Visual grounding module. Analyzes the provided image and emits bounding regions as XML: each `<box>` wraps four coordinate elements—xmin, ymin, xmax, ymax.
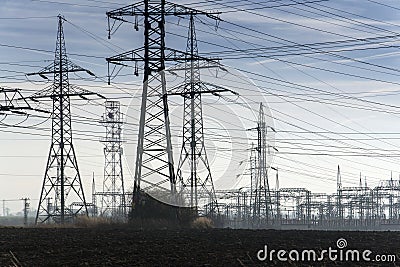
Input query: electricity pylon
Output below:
<box><xmin>106</xmin><ymin>1</ymin><xmax>220</xmax><ymax>205</ymax></box>
<box><xmin>29</xmin><ymin>15</ymin><xmax>102</xmax><ymax>224</ymax></box>
<box><xmin>251</xmin><ymin>103</ymin><xmax>272</xmax><ymax>224</ymax></box>
<box><xmin>174</xmin><ymin>15</ymin><xmax>219</xmax><ymax>213</ymax></box>
<box><xmin>99</xmin><ymin>101</ymin><xmax>126</xmax><ymax>218</ymax></box>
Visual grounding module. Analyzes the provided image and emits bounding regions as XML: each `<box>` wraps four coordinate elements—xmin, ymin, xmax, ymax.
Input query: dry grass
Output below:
<box><xmin>191</xmin><ymin>217</ymin><xmax>214</xmax><ymax>229</ymax></box>
<box><xmin>32</xmin><ymin>215</ymin><xmax>215</xmax><ymax>229</ymax></box>
<box><xmin>33</xmin><ymin>216</ymin><xmax>126</xmax><ymax>228</ymax></box>
<box><xmin>74</xmin><ymin>216</ymin><xmax>115</xmax><ymax>228</ymax></box>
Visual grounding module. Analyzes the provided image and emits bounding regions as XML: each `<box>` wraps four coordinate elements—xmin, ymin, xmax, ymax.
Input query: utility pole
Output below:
<box><xmin>249</xmin><ymin>142</ymin><xmax>260</xmax><ymax>225</ymax></box>
<box><xmin>29</xmin><ymin>15</ymin><xmax>103</xmax><ymax>224</ymax></box>
<box><xmin>21</xmin><ymin>198</ymin><xmax>30</xmax><ymax>226</ymax></box>
<box><xmin>336</xmin><ymin>165</ymin><xmax>343</xmax><ymax>225</ymax></box>
<box><xmin>106</xmin><ymin>1</ymin><xmax>220</xmax><ymax>207</ymax></box>
<box><xmin>272</xmin><ymin>166</ymin><xmax>279</xmax><ymax>224</ymax></box>
<box><xmin>92</xmin><ymin>172</ymin><xmax>97</xmax><ymax>217</ymax></box>
<box><xmin>99</xmin><ymin>101</ymin><xmax>125</xmax><ymax>219</ymax></box>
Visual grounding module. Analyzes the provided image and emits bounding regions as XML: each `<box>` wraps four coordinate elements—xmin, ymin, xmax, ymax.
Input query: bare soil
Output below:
<box><xmin>0</xmin><ymin>227</ymin><xmax>399</xmax><ymax>266</ymax></box>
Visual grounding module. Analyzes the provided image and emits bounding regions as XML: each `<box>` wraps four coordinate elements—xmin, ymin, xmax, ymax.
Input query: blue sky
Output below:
<box><xmin>0</xmin><ymin>0</ymin><xmax>400</xmax><ymax>213</ymax></box>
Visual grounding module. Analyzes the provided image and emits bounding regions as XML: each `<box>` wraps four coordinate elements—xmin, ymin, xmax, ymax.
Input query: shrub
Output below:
<box><xmin>191</xmin><ymin>217</ymin><xmax>213</xmax><ymax>229</ymax></box>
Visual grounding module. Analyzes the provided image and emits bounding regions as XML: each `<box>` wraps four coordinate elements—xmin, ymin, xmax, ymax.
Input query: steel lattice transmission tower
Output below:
<box><xmin>106</xmin><ymin>1</ymin><xmax>220</xmax><ymax>205</ymax></box>
<box><xmin>336</xmin><ymin>165</ymin><xmax>344</xmax><ymax>224</ymax></box>
<box><xmin>175</xmin><ymin>15</ymin><xmax>218</xmax><ymax>211</ymax></box>
<box><xmin>99</xmin><ymin>101</ymin><xmax>126</xmax><ymax>218</ymax></box>
<box><xmin>30</xmin><ymin>16</ymin><xmax>101</xmax><ymax>224</ymax></box>
<box><xmin>252</xmin><ymin>103</ymin><xmax>272</xmax><ymax>224</ymax></box>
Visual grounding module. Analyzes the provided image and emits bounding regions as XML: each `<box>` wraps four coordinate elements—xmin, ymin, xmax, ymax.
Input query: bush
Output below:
<box><xmin>191</xmin><ymin>217</ymin><xmax>213</xmax><ymax>229</ymax></box>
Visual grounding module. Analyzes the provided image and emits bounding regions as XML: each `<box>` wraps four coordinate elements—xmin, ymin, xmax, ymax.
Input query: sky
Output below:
<box><xmin>0</xmin><ymin>0</ymin><xmax>400</xmax><ymax>213</ymax></box>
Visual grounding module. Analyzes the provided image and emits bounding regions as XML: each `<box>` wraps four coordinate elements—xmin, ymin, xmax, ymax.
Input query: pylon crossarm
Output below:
<box><xmin>164</xmin><ymin>1</ymin><xmax>221</xmax><ymax>20</ymax></box>
<box><xmin>106</xmin><ymin>3</ymin><xmax>143</xmax><ymax>17</ymax></box>
<box><xmin>27</xmin><ymin>60</ymin><xmax>91</xmax><ymax>77</ymax></box>
<box><xmin>106</xmin><ymin>1</ymin><xmax>221</xmax><ymax>20</ymax></box>
<box><xmin>0</xmin><ymin>88</ymin><xmax>49</xmax><ymax>114</ymax></box>
<box><xmin>107</xmin><ymin>47</ymin><xmax>218</xmax><ymax>64</ymax></box>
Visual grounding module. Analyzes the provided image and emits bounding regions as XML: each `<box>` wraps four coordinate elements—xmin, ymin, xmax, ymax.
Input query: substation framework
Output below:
<box><xmin>210</xmin><ymin>142</ymin><xmax>400</xmax><ymax>230</ymax></box>
<box><xmin>212</xmin><ymin>178</ymin><xmax>400</xmax><ymax>230</ymax></box>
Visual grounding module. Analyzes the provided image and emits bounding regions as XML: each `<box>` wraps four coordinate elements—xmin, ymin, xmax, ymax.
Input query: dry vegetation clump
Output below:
<box><xmin>33</xmin><ymin>216</ymin><xmax>126</xmax><ymax>228</ymax></box>
<box><xmin>191</xmin><ymin>217</ymin><xmax>213</xmax><ymax>229</ymax></box>
<box><xmin>74</xmin><ymin>216</ymin><xmax>115</xmax><ymax>228</ymax></box>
